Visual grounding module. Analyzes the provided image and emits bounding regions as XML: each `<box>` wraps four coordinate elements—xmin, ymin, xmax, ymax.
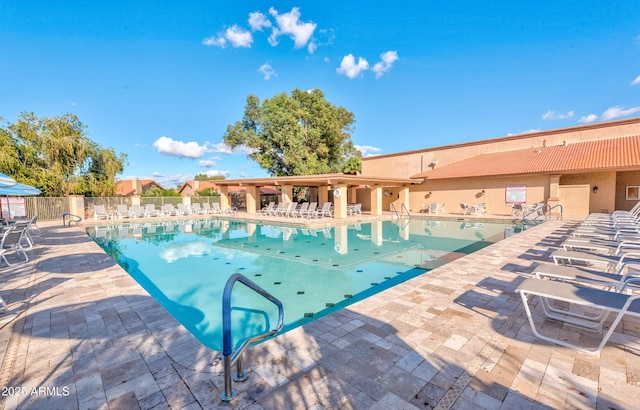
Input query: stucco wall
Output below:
<box><xmin>362</xmin><ymin>118</ymin><xmax>640</xmax><ymax>178</ymax></box>
<box><xmin>560</xmin><ymin>172</ymin><xmax>616</xmax><ymax>214</ymax></box>
<box><xmin>558</xmin><ymin>185</ymin><xmax>591</xmax><ymax>218</ymax></box>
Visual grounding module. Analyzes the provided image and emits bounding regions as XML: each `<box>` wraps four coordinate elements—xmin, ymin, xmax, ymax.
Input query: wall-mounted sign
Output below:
<box><xmin>505</xmin><ymin>185</ymin><xmax>526</xmax><ymax>205</ymax></box>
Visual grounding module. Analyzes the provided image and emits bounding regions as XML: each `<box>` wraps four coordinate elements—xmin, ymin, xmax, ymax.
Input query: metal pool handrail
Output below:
<box><xmin>220</xmin><ymin>273</ymin><xmax>284</xmax><ymax>402</ymax></box>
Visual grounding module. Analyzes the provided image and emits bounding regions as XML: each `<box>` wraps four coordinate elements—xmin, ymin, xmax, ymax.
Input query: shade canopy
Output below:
<box><xmin>0</xmin><ymin>182</ymin><xmax>41</xmax><ymax>196</ymax></box>
<box><xmin>0</xmin><ymin>172</ymin><xmax>17</xmax><ymax>188</ymax></box>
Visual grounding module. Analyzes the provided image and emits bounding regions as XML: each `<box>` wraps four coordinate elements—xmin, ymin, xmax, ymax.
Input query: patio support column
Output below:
<box><xmin>399</xmin><ymin>185</ymin><xmax>410</xmax><ymax>211</ymax></box>
<box><xmin>333</xmin><ymin>185</ymin><xmax>347</xmax><ymax>219</ymax></box>
<box><xmin>246</xmin><ymin>186</ymin><xmax>259</xmax><ymax>214</ymax></box>
<box><xmin>281</xmin><ymin>185</ymin><xmax>293</xmax><ymax>203</ymax></box>
<box><xmin>348</xmin><ymin>187</ymin><xmax>357</xmax><ymax>203</ymax></box>
<box><xmin>219</xmin><ymin>186</ymin><xmax>230</xmax><ymax>210</ymax></box>
<box><xmin>318</xmin><ymin>186</ymin><xmax>329</xmax><ymax>205</ymax></box>
<box><xmin>547</xmin><ymin>174</ymin><xmax>561</xmax><ymax>208</ymax></box>
<box><xmin>370</xmin><ymin>186</ymin><xmax>383</xmax><ymax>216</ymax></box>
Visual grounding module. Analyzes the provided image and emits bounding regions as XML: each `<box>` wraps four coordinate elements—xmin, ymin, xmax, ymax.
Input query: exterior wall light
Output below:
<box><xmin>593</xmin><ymin>186</ymin><xmax>598</xmax><ymax>193</ymax></box>
<box><xmin>480</xmin><ymin>189</ymin><xmax>486</xmax><ymax>196</ymax></box>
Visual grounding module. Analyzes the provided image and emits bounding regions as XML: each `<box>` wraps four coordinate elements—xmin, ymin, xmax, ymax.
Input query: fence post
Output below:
<box><xmin>68</xmin><ymin>195</ymin><xmax>86</xmax><ymax>220</ymax></box>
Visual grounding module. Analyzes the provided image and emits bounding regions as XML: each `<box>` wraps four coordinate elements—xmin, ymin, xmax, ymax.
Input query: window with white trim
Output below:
<box><xmin>627</xmin><ymin>186</ymin><xmax>640</xmax><ymax>200</ymax></box>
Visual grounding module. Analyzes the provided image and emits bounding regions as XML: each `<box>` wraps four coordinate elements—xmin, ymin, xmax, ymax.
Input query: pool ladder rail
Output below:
<box><xmin>391</xmin><ymin>203</ymin><xmax>411</xmax><ymax>229</ymax></box>
<box><xmin>221</xmin><ymin>273</ymin><xmax>284</xmax><ymax>402</ymax></box>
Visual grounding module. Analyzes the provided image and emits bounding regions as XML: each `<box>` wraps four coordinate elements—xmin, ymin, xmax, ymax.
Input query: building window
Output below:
<box><xmin>627</xmin><ymin>186</ymin><xmax>640</xmax><ymax>200</ymax></box>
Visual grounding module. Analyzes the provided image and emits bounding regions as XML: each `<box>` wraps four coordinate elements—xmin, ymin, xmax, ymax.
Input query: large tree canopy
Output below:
<box><xmin>0</xmin><ymin>112</ymin><xmax>128</xmax><ymax>197</ymax></box>
<box><xmin>223</xmin><ymin>88</ymin><xmax>361</xmax><ymax>176</ymax></box>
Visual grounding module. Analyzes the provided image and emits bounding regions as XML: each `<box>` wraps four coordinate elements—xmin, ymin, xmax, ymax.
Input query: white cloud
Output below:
<box><xmin>205</xmin><ymin>170</ymin><xmax>231</xmax><ymax>178</ymax></box>
<box><xmin>268</xmin><ymin>7</ymin><xmax>317</xmax><ymax>49</ymax></box>
<box><xmin>601</xmin><ymin>105</ymin><xmax>640</xmax><ymax>121</ymax></box>
<box><xmin>209</xmin><ymin>142</ymin><xmax>236</xmax><ymax>154</ymax></box>
<box><xmin>152</xmin><ymin>171</ymin><xmax>163</xmax><ymax>177</ymax></box>
<box><xmin>199</xmin><ymin>159</ymin><xmax>218</xmax><ymax>168</ymax></box>
<box><xmin>542</xmin><ymin>110</ymin><xmax>574</xmax><ymax>120</ymax></box>
<box><xmin>258</xmin><ymin>63</ymin><xmax>277</xmax><ymax>80</ymax></box>
<box><xmin>225</xmin><ymin>25</ymin><xmax>253</xmax><ymax>48</ymax></box>
<box><xmin>248</xmin><ymin>11</ymin><xmax>271</xmax><ymax>31</ymax></box>
<box><xmin>355</xmin><ymin>145</ymin><xmax>383</xmax><ymax>157</ymax></box>
<box><xmin>153</xmin><ymin>136</ymin><xmax>208</xmax><ymax>159</ymax></box>
<box><xmin>202</xmin><ymin>35</ymin><xmax>226</xmax><ymax>47</ymax></box>
<box><xmin>631</xmin><ymin>75</ymin><xmax>640</xmax><ymax>86</ymax></box>
<box><xmin>336</xmin><ymin>54</ymin><xmax>369</xmax><ymax>79</ymax></box>
<box><xmin>202</xmin><ymin>25</ymin><xmax>252</xmax><ymax>48</ymax></box>
<box><xmin>578</xmin><ymin>114</ymin><xmax>598</xmax><ymax>123</ymax></box>
<box><xmin>371</xmin><ymin>51</ymin><xmax>399</xmax><ymax>79</ymax></box>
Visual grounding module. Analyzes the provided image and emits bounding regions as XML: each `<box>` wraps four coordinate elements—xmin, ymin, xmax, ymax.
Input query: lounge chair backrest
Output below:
<box><xmin>94</xmin><ymin>205</ymin><xmax>106</xmax><ymax>214</ymax></box>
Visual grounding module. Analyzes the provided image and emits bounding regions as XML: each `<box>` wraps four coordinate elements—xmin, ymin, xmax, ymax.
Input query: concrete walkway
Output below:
<box><xmin>0</xmin><ymin>219</ymin><xmax>639</xmax><ymax>409</ymax></box>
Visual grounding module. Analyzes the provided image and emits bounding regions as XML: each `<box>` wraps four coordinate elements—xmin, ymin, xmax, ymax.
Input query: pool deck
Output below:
<box><xmin>1</xmin><ymin>216</ymin><xmax>639</xmax><ymax>409</ymax></box>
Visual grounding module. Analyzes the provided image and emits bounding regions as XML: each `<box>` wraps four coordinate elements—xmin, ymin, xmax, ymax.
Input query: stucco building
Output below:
<box><xmin>360</xmin><ymin>117</ymin><xmax>640</xmax><ymax>218</ymax></box>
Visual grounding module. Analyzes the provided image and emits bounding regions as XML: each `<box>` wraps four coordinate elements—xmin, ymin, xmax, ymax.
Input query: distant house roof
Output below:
<box><xmin>411</xmin><ymin>136</ymin><xmax>640</xmax><ymax>180</ymax></box>
<box><xmin>115</xmin><ymin>179</ymin><xmax>165</xmax><ymax>196</ymax></box>
<box><xmin>178</xmin><ymin>180</ymin><xmax>281</xmax><ymax>195</ymax></box>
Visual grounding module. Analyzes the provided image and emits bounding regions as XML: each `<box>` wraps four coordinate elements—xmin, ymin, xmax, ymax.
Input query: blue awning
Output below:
<box><xmin>0</xmin><ymin>182</ymin><xmax>41</xmax><ymax>196</ymax></box>
<box><xmin>0</xmin><ymin>172</ymin><xmax>17</xmax><ymax>188</ymax></box>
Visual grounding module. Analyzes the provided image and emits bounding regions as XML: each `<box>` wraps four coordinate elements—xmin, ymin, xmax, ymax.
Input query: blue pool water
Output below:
<box><xmin>87</xmin><ymin>218</ymin><xmax>524</xmax><ymax>351</ymax></box>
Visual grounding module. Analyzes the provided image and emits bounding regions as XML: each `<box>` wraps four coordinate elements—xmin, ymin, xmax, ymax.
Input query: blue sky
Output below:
<box><xmin>2</xmin><ymin>1</ymin><xmax>640</xmax><ymax>189</ymax></box>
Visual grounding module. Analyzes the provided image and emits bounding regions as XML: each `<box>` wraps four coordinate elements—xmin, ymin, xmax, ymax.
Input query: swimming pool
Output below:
<box><xmin>87</xmin><ymin>218</ymin><xmax>524</xmax><ymax>351</ymax></box>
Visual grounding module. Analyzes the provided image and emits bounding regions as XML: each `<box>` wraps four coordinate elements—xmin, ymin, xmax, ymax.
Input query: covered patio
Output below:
<box><xmin>213</xmin><ymin>173</ymin><xmax>423</xmax><ymax>219</ymax></box>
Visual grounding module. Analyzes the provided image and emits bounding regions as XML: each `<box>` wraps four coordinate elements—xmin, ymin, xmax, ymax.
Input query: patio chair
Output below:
<box><xmin>145</xmin><ymin>204</ymin><xmax>161</xmax><ymax>217</ymax></box>
<box><xmin>163</xmin><ymin>203</ymin><xmax>178</xmax><ymax>216</ymax></box>
<box><xmin>511</xmin><ymin>203</ymin><xmax>524</xmax><ymax>217</ymax></box>
<box><xmin>130</xmin><ymin>204</ymin><xmax>146</xmax><ymax>218</ymax></box>
<box><xmin>93</xmin><ymin>205</ymin><xmax>110</xmax><ymax>220</ymax></box>
<box><xmin>429</xmin><ymin>203</ymin><xmax>439</xmax><ymax>214</ymax></box>
<box><xmin>300</xmin><ymin>202</ymin><xmax>317</xmax><ymax>218</ymax></box>
<box><xmin>116</xmin><ymin>204</ymin><xmax>132</xmax><ymax>219</ymax></box>
<box><xmin>551</xmin><ymin>248</ymin><xmax>640</xmax><ymax>272</ymax></box>
<box><xmin>211</xmin><ymin>203</ymin><xmax>222</xmax><ymax>214</ymax></box>
<box><xmin>190</xmin><ymin>203</ymin><xmax>204</xmax><ymax>215</ymax></box>
<box><xmin>1</xmin><ymin>226</ymin><xmax>29</xmax><ymax>266</ymax></box>
<box><xmin>292</xmin><ymin>202</ymin><xmax>309</xmax><ymax>218</ymax></box>
<box><xmin>176</xmin><ymin>204</ymin><xmax>188</xmax><ymax>216</ymax></box>
<box><xmin>516</xmin><ymin>277</ymin><xmax>640</xmax><ymax>354</ymax></box>
<box><xmin>259</xmin><ymin>202</ymin><xmax>275</xmax><ymax>216</ymax></box>
<box><xmin>311</xmin><ymin>202</ymin><xmax>333</xmax><ymax>219</ymax></box>
<box><xmin>473</xmin><ymin>203</ymin><xmax>486</xmax><ymax>215</ymax></box>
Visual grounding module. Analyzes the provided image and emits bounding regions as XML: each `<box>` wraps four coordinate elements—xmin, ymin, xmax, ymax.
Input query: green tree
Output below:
<box><xmin>223</xmin><ymin>88</ymin><xmax>361</xmax><ymax>176</ymax></box>
<box><xmin>194</xmin><ymin>173</ymin><xmax>226</xmax><ymax>181</ymax></box>
<box><xmin>0</xmin><ymin>112</ymin><xmax>127</xmax><ymax>196</ymax></box>
<box><xmin>142</xmin><ymin>186</ymin><xmax>180</xmax><ymax>197</ymax></box>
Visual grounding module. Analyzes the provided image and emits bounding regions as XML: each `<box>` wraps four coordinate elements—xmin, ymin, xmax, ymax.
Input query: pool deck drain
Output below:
<box><xmin>0</xmin><ymin>219</ymin><xmax>639</xmax><ymax>409</ymax></box>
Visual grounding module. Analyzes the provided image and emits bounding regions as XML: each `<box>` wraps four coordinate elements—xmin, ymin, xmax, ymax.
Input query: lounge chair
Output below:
<box><xmin>201</xmin><ymin>203</ymin><xmax>213</xmax><ymax>214</ymax></box>
<box><xmin>268</xmin><ymin>203</ymin><xmax>284</xmax><ymax>216</ymax></box>
<box><xmin>163</xmin><ymin>204</ymin><xmax>178</xmax><ymax>216</ymax></box>
<box><xmin>300</xmin><ymin>202</ymin><xmax>317</xmax><ymax>218</ymax></box>
<box><xmin>460</xmin><ymin>203</ymin><xmax>473</xmax><ymax>215</ymax></box>
<box><xmin>292</xmin><ymin>202</ymin><xmax>309</xmax><ymax>218</ymax></box>
<box><xmin>532</xmin><ymin>262</ymin><xmax>640</xmax><ymax>290</ymax></box>
<box><xmin>211</xmin><ymin>203</ymin><xmax>222</xmax><ymax>214</ymax></box>
<box><xmin>275</xmin><ymin>202</ymin><xmax>291</xmax><ymax>217</ymax></box>
<box><xmin>176</xmin><ymin>204</ymin><xmax>188</xmax><ymax>215</ymax></box>
<box><xmin>552</xmin><ymin>248</ymin><xmax>640</xmax><ymax>272</ymax></box>
<box><xmin>473</xmin><ymin>203</ymin><xmax>486</xmax><ymax>215</ymax></box>
<box><xmin>259</xmin><ymin>202</ymin><xmax>275</xmax><ymax>216</ymax></box>
<box><xmin>1</xmin><ymin>226</ymin><xmax>29</xmax><ymax>266</ymax></box>
<box><xmin>311</xmin><ymin>202</ymin><xmax>333</xmax><ymax>219</ymax></box>
<box><xmin>93</xmin><ymin>205</ymin><xmax>110</xmax><ymax>220</ymax></box>
<box><xmin>190</xmin><ymin>203</ymin><xmax>204</xmax><ymax>215</ymax></box>
<box><xmin>517</xmin><ymin>277</ymin><xmax>640</xmax><ymax>354</ymax></box>
<box><xmin>116</xmin><ymin>204</ymin><xmax>132</xmax><ymax>219</ymax></box>
<box><xmin>130</xmin><ymin>205</ymin><xmax>146</xmax><ymax>218</ymax></box>
<box><xmin>145</xmin><ymin>204</ymin><xmax>161</xmax><ymax>217</ymax></box>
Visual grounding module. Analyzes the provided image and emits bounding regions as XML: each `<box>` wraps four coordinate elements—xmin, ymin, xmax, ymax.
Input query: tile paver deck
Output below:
<box><xmin>0</xmin><ymin>216</ymin><xmax>639</xmax><ymax>409</ymax></box>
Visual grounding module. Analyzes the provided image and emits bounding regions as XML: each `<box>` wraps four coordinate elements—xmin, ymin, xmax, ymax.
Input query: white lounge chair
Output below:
<box><xmin>517</xmin><ymin>277</ymin><xmax>640</xmax><ymax>354</ymax></box>
<box><xmin>163</xmin><ymin>203</ymin><xmax>178</xmax><ymax>216</ymax></box>
<box><xmin>552</xmin><ymin>249</ymin><xmax>640</xmax><ymax>272</ymax></box>
<box><xmin>130</xmin><ymin>205</ymin><xmax>146</xmax><ymax>218</ymax></box>
<box><xmin>292</xmin><ymin>202</ymin><xmax>308</xmax><ymax>218</ymax></box>
<box><xmin>145</xmin><ymin>204</ymin><xmax>161</xmax><ymax>217</ymax></box>
<box><xmin>93</xmin><ymin>205</ymin><xmax>110</xmax><ymax>220</ymax></box>
<box><xmin>259</xmin><ymin>202</ymin><xmax>275</xmax><ymax>216</ymax></box>
<box><xmin>311</xmin><ymin>202</ymin><xmax>332</xmax><ymax>219</ymax></box>
<box><xmin>268</xmin><ymin>203</ymin><xmax>284</xmax><ymax>216</ymax></box>
<box><xmin>116</xmin><ymin>204</ymin><xmax>132</xmax><ymax>219</ymax></box>
<box><xmin>210</xmin><ymin>203</ymin><xmax>222</xmax><ymax>214</ymax></box>
<box><xmin>190</xmin><ymin>203</ymin><xmax>205</xmax><ymax>215</ymax></box>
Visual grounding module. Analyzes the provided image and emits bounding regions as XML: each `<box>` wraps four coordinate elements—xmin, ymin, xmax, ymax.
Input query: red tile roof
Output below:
<box><xmin>115</xmin><ymin>179</ymin><xmax>165</xmax><ymax>196</ymax></box>
<box><xmin>412</xmin><ymin>136</ymin><xmax>640</xmax><ymax>179</ymax></box>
